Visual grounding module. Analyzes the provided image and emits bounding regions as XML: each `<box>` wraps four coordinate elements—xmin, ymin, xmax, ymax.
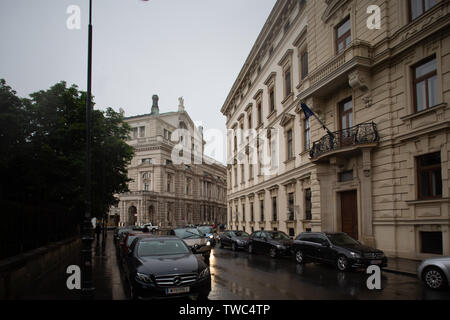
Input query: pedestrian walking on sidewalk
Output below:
<box><xmin>95</xmin><ymin>223</ymin><xmax>102</xmax><ymax>246</ymax></box>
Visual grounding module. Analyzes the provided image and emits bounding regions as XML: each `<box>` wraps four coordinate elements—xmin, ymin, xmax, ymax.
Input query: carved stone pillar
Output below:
<box><xmin>360</xmin><ymin>148</ymin><xmax>376</xmax><ymax>247</ymax></box>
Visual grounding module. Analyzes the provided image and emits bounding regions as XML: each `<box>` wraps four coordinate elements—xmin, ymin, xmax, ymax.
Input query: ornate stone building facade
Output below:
<box><xmin>221</xmin><ymin>0</ymin><xmax>450</xmax><ymax>259</ymax></box>
<box><xmin>114</xmin><ymin>95</ymin><xmax>227</xmax><ymax>228</ymax></box>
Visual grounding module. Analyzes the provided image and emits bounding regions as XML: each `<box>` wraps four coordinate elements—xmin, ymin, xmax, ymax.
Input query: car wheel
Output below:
<box><xmin>248</xmin><ymin>244</ymin><xmax>253</xmax><ymax>254</ymax></box>
<box><xmin>231</xmin><ymin>243</ymin><xmax>237</xmax><ymax>251</ymax></box>
<box><xmin>295</xmin><ymin>250</ymin><xmax>305</xmax><ymax>264</ymax></box>
<box><xmin>423</xmin><ymin>267</ymin><xmax>447</xmax><ymax>290</ymax></box>
<box><xmin>269</xmin><ymin>247</ymin><xmax>277</xmax><ymax>259</ymax></box>
<box><xmin>337</xmin><ymin>255</ymin><xmax>349</xmax><ymax>271</ymax></box>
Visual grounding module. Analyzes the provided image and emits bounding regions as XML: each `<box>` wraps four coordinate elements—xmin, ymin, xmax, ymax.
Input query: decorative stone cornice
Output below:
<box><xmin>264</xmin><ymin>72</ymin><xmax>277</xmax><ymax>86</ymax></box>
<box><xmin>278</xmin><ymin>49</ymin><xmax>294</xmax><ymax>67</ymax></box>
<box><xmin>253</xmin><ymin>89</ymin><xmax>264</xmax><ymax>100</ymax></box>
<box><xmin>280</xmin><ymin>113</ymin><xmax>295</xmax><ymax>127</ymax></box>
<box><xmin>321</xmin><ymin>0</ymin><xmax>350</xmax><ymax>23</ymax></box>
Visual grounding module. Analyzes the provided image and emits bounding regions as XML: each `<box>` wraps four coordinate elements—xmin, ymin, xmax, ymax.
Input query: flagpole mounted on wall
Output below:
<box><xmin>300</xmin><ymin>102</ymin><xmax>335</xmax><ymax>138</ymax></box>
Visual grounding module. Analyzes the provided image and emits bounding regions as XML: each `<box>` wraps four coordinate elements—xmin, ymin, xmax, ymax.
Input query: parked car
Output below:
<box><xmin>418</xmin><ymin>257</ymin><xmax>450</xmax><ymax>290</ymax></box>
<box><xmin>247</xmin><ymin>231</ymin><xmax>294</xmax><ymax>258</ymax></box>
<box><xmin>293</xmin><ymin>232</ymin><xmax>388</xmax><ymax>271</ymax></box>
<box><xmin>169</xmin><ymin>227</ymin><xmax>212</xmax><ymax>264</ymax></box>
<box><xmin>120</xmin><ymin>231</ymin><xmax>143</xmax><ymax>263</ymax></box>
<box><xmin>197</xmin><ymin>225</ymin><xmax>218</xmax><ymax>247</ymax></box>
<box><xmin>219</xmin><ymin>230</ymin><xmax>250</xmax><ymax>251</ymax></box>
<box><xmin>142</xmin><ymin>223</ymin><xmax>159</xmax><ymax>232</ymax></box>
<box><xmin>124</xmin><ymin>235</ymin><xmax>211</xmax><ymax>300</ymax></box>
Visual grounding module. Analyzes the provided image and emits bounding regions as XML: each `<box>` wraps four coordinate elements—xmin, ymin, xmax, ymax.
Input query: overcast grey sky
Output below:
<box><xmin>0</xmin><ymin>0</ymin><xmax>277</xmax><ymax>163</ymax></box>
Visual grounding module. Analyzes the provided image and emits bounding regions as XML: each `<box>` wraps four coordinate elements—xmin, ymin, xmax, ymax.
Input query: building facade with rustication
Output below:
<box><xmin>221</xmin><ymin>0</ymin><xmax>450</xmax><ymax>259</ymax></box>
<box><xmin>113</xmin><ymin>95</ymin><xmax>227</xmax><ymax>228</ymax></box>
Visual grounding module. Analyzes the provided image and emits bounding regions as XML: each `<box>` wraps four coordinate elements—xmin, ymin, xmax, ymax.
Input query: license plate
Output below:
<box><xmin>165</xmin><ymin>287</ymin><xmax>190</xmax><ymax>295</ymax></box>
<box><xmin>370</xmin><ymin>260</ymin><xmax>382</xmax><ymax>265</ymax></box>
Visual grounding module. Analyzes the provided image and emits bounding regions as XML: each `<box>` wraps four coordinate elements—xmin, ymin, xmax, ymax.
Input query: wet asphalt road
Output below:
<box><xmin>208</xmin><ymin>246</ymin><xmax>450</xmax><ymax>300</ymax></box>
<box><xmin>18</xmin><ymin>232</ymin><xmax>450</xmax><ymax>300</ymax></box>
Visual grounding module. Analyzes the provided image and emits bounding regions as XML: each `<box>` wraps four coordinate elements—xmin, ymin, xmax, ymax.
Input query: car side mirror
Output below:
<box><xmin>127</xmin><ymin>249</ymin><xmax>133</xmax><ymax>256</ymax></box>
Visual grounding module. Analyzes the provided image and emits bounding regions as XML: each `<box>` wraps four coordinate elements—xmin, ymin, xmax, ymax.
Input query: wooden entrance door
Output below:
<box><xmin>340</xmin><ymin>190</ymin><xmax>358</xmax><ymax>240</ymax></box>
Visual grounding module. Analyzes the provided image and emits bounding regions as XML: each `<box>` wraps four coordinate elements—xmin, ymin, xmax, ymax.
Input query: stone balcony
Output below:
<box><xmin>310</xmin><ymin>122</ymin><xmax>379</xmax><ymax>161</ymax></box>
<box><xmin>299</xmin><ymin>40</ymin><xmax>373</xmax><ymax>100</ymax></box>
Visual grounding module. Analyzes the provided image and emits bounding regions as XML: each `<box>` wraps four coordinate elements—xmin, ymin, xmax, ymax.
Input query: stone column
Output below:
<box><xmin>361</xmin><ymin>148</ymin><xmax>376</xmax><ymax>247</ymax></box>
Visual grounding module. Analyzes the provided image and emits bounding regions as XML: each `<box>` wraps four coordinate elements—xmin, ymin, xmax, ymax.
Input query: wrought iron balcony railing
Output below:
<box><xmin>310</xmin><ymin>122</ymin><xmax>379</xmax><ymax>159</ymax></box>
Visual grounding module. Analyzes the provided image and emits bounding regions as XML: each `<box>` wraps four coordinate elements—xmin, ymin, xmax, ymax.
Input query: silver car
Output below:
<box><xmin>418</xmin><ymin>257</ymin><xmax>450</xmax><ymax>290</ymax></box>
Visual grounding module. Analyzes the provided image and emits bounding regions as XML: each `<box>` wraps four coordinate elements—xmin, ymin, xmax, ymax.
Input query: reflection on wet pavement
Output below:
<box><xmin>18</xmin><ymin>233</ymin><xmax>450</xmax><ymax>300</ymax></box>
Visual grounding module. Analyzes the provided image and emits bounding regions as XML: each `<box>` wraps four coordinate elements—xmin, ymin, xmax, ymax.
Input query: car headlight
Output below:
<box><xmin>276</xmin><ymin>245</ymin><xmax>286</xmax><ymax>250</ymax></box>
<box><xmin>198</xmin><ymin>268</ymin><xmax>210</xmax><ymax>279</ymax></box>
<box><xmin>350</xmin><ymin>252</ymin><xmax>361</xmax><ymax>259</ymax></box>
<box><xmin>136</xmin><ymin>273</ymin><xmax>152</xmax><ymax>284</ymax></box>
<box><xmin>206</xmin><ymin>241</ymin><xmax>211</xmax><ymax>246</ymax></box>
<box><xmin>208</xmin><ymin>235</ymin><xmax>214</xmax><ymax>239</ymax></box>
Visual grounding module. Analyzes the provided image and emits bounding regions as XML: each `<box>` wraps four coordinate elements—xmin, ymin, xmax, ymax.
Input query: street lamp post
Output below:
<box><xmin>81</xmin><ymin>0</ymin><xmax>95</xmax><ymax>299</ymax></box>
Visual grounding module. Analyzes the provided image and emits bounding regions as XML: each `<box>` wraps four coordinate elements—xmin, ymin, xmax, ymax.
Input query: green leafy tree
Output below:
<box><xmin>0</xmin><ymin>79</ymin><xmax>134</xmax><ymax>221</ymax></box>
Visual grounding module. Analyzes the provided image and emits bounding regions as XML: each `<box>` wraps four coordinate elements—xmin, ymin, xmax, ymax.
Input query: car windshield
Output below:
<box><xmin>174</xmin><ymin>228</ymin><xmax>203</xmax><ymax>239</ymax></box>
<box><xmin>268</xmin><ymin>232</ymin><xmax>290</xmax><ymax>240</ymax></box>
<box><xmin>198</xmin><ymin>226</ymin><xmax>213</xmax><ymax>234</ymax></box>
<box><xmin>137</xmin><ymin>239</ymin><xmax>190</xmax><ymax>257</ymax></box>
<box><xmin>327</xmin><ymin>233</ymin><xmax>360</xmax><ymax>246</ymax></box>
<box><xmin>230</xmin><ymin>231</ymin><xmax>249</xmax><ymax>237</ymax></box>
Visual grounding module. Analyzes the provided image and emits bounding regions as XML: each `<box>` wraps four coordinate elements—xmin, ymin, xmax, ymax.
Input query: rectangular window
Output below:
<box><xmin>167</xmin><ymin>174</ymin><xmax>172</xmax><ymax>192</ymax></box>
<box><xmin>413</xmin><ymin>56</ymin><xmax>438</xmax><ymax>112</ymax></box>
<box><xmin>142</xmin><ymin>158</ymin><xmax>152</xmax><ymax>164</ymax></box>
<box><xmin>248</xmin><ymin>114</ymin><xmax>252</xmax><ymax>129</ymax></box>
<box><xmin>241</xmin><ymin>164</ymin><xmax>245</xmax><ymax>184</ymax></box>
<box><xmin>420</xmin><ymin>231</ymin><xmax>443</xmax><ymax>254</ymax></box>
<box><xmin>139</xmin><ymin>126</ymin><xmax>145</xmax><ymax>138</ymax></box>
<box><xmin>249</xmin><ymin>164</ymin><xmax>253</xmax><ymax>180</ymax></box>
<box><xmin>289</xmin><ymin>228</ymin><xmax>295</xmax><ymax>237</ymax></box>
<box><xmin>270</xmin><ymin>138</ymin><xmax>277</xmax><ymax>170</ymax></box>
<box><xmin>284</xmin><ymin>68</ymin><xmax>292</xmax><ymax>97</ymax></box>
<box><xmin>287</xmin><ymin>129</ymin><xmax>293</xmax><ymax>161</ymax></box>
<box><xmin>260</xmin><ymin>199</ymin><xmax>264</xmax><ymax>221</ymax></box>
<box><xmin>269</xmin><ymin>87</ymin><xmax>275</xmax><ymax>113</ymax></box>
<box><xmin>257</xmin><ymin>102</ymin><xmax>262</xmax><ymax>125</ymax></box>
<box><xmin>258</xmin><ymin>142</ymin><xmax>263</xmax><ymax>175</ymax></box>
<box><xmin>417</xmin><ymin>152</ymin><xmax>442</xmax><ymax>199</ymax></box>
<box><xmin>166</xmin><ymin>159</ymin><xmax>172</xmax><ymax>165</ymax></box>
<box><xmin>336</xmin><ymin>17</ymin><xmax>351</xmax><ymax>54</ymax></box>
<box><xmin>272</xmin><ymin>197</ymin><xmax>277</xmax><ymax>221</ymax></box>
<box><xmin>144</xmin><ymin>183</ymin><xmax>149</xmax><ymax>191</ymax></box>
<box><xmin>305</xmin><ymin>188</ymin><xmax>312</xmax><ymax>220</ymax></box>
<box><xmin>132</xmin><ymin>127</ymin><xmax>138</xmax><ymax>139</ymax></box>
<box><xmin>288</xmin><ymin>192</ymin><xmax>294</xmax><ymax>221</ymax></box>
<box><xmin>409</xmin><ymin>0</ymin><xmax>437</xmax><ymax>21</ymax></box>
<box><xmin>304</xmin><ymin>118</ymin><xmax>310</xmax><ymax>150</ymax></box>
<box><xmin>242</xmin><ymin>204</ymin><xmax>246</xmax><ymax>221</ymax></box>
<box><xmin>234</xmin><ymin>166</ymin><xmax>238</xmax><ymax>187</ymax></box>
<box><xmin>301</xmin><ymin>51</ymin><xmax>308</xmax><ymax>79</ymax></box>
<box><xmin>250</xmin><ymin>203</ymin><xmax>254</xmax><ymax>222</ymax></box>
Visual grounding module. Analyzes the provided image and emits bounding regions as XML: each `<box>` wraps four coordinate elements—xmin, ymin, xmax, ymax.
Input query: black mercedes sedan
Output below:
<box><xmin>247</xmin><ymin>230</ymin><xmax>294</xmax><ymax>258</ymax></box>
<box><xmin>293</xmin><ymin>232</ymin><xmax>388</xmax><ymax>271</ymax></box>
<box><xmin>124</xmin><ymin>235</ymin><xmax>211</xmax><ymax>300</ymax></box>
<box><xmin>219</xmin><ymin>230</ymin><xmax>250</xmax><ymax>251</ymax></box>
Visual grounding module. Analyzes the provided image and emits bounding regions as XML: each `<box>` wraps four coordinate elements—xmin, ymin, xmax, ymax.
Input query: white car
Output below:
<box><xmin>418</xmin><ymin>257</ymin><xmax>450</xmax><ymax>290</ymax></box>
<box><xmin>142</xmin><ymin>223</ymin><xmax>159</xmax><ymax>232</ymax></box>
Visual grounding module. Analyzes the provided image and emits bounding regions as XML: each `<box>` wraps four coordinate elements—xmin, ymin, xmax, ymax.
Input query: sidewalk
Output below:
<box><xmin>19</xmin><ymin>231</ymin><xmax>127</xmax><ymax>300</ymax></box>
<box><xmin>383</xmin><ymin>257</ymin><xmax>421</xmax><ymax>277</ymax></box>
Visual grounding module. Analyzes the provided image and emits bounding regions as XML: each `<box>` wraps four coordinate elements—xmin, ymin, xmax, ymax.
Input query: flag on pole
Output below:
<box><xmin>300</xmin><ymin>102</ymin><xmax>335</xmax><ymax>138</ymax></box>
<box><xmin>300</xmin><ymin>102</ymin><xmax>314</xmax><ymax>120</ymax></box>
